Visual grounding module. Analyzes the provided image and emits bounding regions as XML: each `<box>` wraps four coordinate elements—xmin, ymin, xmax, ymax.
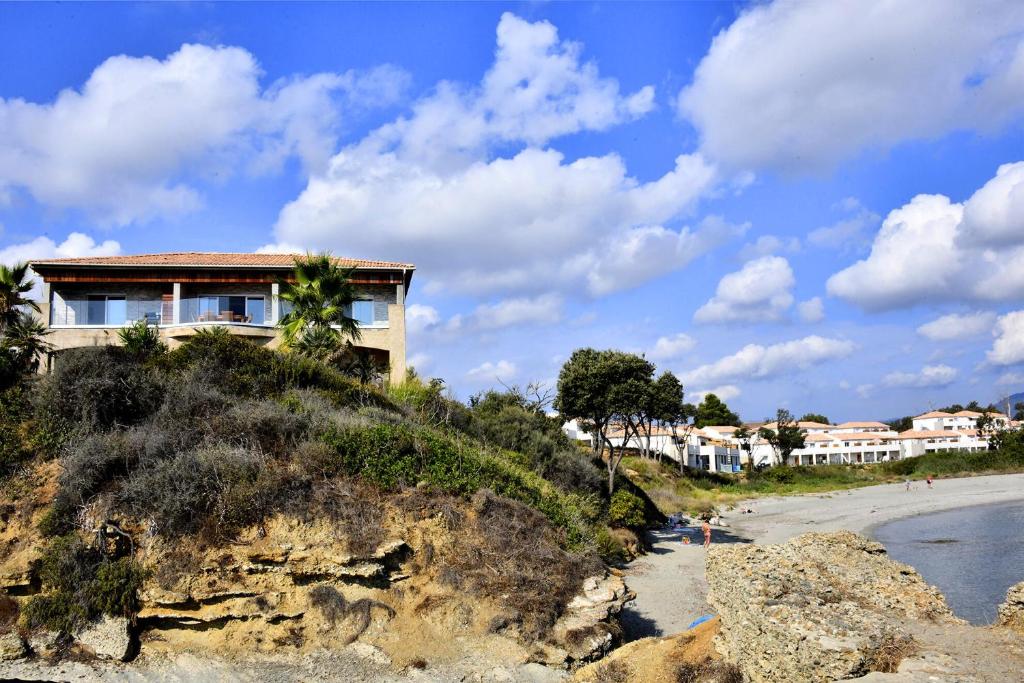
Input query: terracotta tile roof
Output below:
<box><xmin>28</xmin><ymin>252</ymin><xmax>415</xmax><ymax>270</ymax></box>
<box><xmin>797</xmin><ymin>421</ymin><xmax>832</xmax><ymax>428</ymax></box>
<box><xmin>953</xmin><ymin>410</ymin><xmax>983</xmax><ymax>417</ymax></box>
<box><xmin>835</xmin><ymin>421</ymin><xmax>890</xmax><ymax>429</ymax></box>
<box><xmin>803</xmin><ymin>433</ymin><xmax>837</xmax><ymax>443</ymax></box>
<box><xmin>703</xmin><ymin>425</ymin><xmax>739</xmax><ymax>432</ymax></box>
<box><xmin>914</xmin><ymin>411</ymin><xmax>954</xmax><ymax>419</ymax></box>
<box><xmin>839</xmin><ymin>432</ymin><xmax>898</xmax><ymax>441</ymax></box>
<box><xmin>898</xmin><ymin>429</ymin><xmax>968</xmax><ymax>439</ymax></box>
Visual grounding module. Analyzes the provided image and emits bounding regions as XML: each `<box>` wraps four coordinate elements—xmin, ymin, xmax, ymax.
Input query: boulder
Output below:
<box><xmin>74</xmin><ymin>615</ymin><xmax>132</xmax><ymax>661</ymax></box>
<box><xmin>706</xmin><ymin>531</ymin><xmax>956</xmax><ymax>683</ymax></box>
<box><xmin>25</xmin><ymin>629</ymin><xmax>61</xmax><ymax>658</ymax></box>
<box><xmin>0</xmin><ymin>630</ymin><xmax>26</xmax><ymax>661</ymax></box>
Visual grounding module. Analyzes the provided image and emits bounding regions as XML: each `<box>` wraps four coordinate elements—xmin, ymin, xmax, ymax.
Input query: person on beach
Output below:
<box><xmin>926</xmin><ymin>475</ymin><xmax>933</xmax><ymax>489</ymax></box>
<box><xmin>905</xmin><ymin>478</ymin><xmax>912</xmax><ymax>492</ymax></box>
<box><xmin>702</xmin><ymin>519</ymin><xmax>712</xmax><ymax>548</ymax></box>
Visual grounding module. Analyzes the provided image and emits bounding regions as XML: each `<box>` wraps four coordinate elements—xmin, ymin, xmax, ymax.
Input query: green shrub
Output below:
<box><xmin>608</xmin><ymin>490</ymin><xmax>646</xmax><ymax>528</ymax></box>
<box><xmin>22</xmin><ymin>535</ymin><xmax>145</xmax><ymax>633</ymax></box>
<box><xmin>35</xmin><ymin>347</ymin><xmax>163</xmax><ymax>433</ymax></box>
<box><xmin>117</xmin><ymin>320</ymin><xmax>167</xmax><ymax>358</ymax></box>
<box><xmin>0</xmin><ymin>386</ymin><xmax>31</xmax><ymax>477</ymax></box>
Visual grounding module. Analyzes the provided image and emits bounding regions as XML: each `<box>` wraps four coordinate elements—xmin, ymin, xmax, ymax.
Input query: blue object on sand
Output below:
<box><xmin>687</xmin><ymin>614</ymin><xmax>714</xmax><ymax>629</ymax></box>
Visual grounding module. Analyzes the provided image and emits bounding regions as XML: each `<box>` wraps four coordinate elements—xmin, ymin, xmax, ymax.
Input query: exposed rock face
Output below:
<box><xmin>997</xmin><ymin>581</ymin><xmax>1024</xmax><ymax>634</ymax></box>
<box><xmin>706</xmin><ymin>531</ymin><xmax>958</xmax><ymax>683</ymax></box>
<box><xmin>74</xmin><ymin>616</ymin><xmax>132</xmax><ymax>661</ymax></box>
<box><xmin>0</xmin><ymin>631</ymin><xmax>26</xmax><ymax>661</ymax></box>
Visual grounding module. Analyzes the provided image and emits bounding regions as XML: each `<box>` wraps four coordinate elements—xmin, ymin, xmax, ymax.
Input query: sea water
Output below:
<box><xmin>871</xmin><ymin>500</ymin><xmax>1024</xmax><ymax>625</ymax></box>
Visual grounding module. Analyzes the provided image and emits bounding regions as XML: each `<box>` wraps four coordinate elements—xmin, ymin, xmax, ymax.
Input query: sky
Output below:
<box><xmin>1</xmin><ymin>1</ymin><xmax>1023</xmax><ymax>422</ymax></box>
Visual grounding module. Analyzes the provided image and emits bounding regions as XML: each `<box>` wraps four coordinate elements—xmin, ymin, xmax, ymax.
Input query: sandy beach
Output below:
<box><xmin>621</xmin><ymin>472</ymin><xmax>1024</xmax><ymax>639</ymax></box>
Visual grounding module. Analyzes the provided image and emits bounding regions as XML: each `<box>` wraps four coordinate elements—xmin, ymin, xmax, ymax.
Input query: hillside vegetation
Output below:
<box><xmin>0</xmin><ymin>332</ymin><xmax>657</xmax><ymax>663</ymax></box>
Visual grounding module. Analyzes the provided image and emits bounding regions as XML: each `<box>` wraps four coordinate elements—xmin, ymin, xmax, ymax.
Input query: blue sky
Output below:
<box><xmin>2</xmin><ymin>1</ymin><xmax>1023</xmax><ymax>421</ymax></box>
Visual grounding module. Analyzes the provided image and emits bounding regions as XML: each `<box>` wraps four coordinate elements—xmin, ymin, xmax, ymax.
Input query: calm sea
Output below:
<box><xmin>871</xmin><ymin>501</ymin><xmax>1024</xmax><ymax>625</ymax></box>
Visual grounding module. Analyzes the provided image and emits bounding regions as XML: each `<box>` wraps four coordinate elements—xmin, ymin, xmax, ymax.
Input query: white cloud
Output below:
<box><xmin>692</xmin><ymin>385</ymin><xmax>741</xmax><ymax>402</ymax></box>
<box><xmin>678</xmin><ymin>1</ymin><xmax>1024</xmax><ymax>171</ymax></box>
<box><xmin>0</xmin><ymin>44</ymin><xmax>406</xmax><ymax>225</ymax></box>
<box><xmin>471</xmin><ymin>293</ymin><xmax>563</xmax><ymax>329</ymax></box>
<box><xmin>996</xmin><ymin>371</ymin><xmax>1024</xmax><ymax>386</ymax></box>
<box><xmin>917</xmin><ymin>311</ymin><xmax>996</xmax><ymax>341</ymax></box>
<box><xmin>407</xmin><ymin>352</ymin><xmax>431</xmax><ymax>372</ymax></box>
<box><xmin>797</xmin><ymin>297</ymin><xmax>825</xmax><ymax>323</ymax></box>
<box><xmin>273</xmin><ymin>13</ymin><xmax>729</xmax><ymax>299</ymax></box>
<box><xmin>808</xmin><ymin>199</ymin><xmax>880</xmax><ymax>251</ymax></box>
<box><xmin>882</xmin><ymin>364</ymin><xmax>958</xmax><ymax>388</ymax></box>
<box><xmin>737</xmin><ymin>234</ymin><xmax>800</xmax><ymax>261</ymax></box>
<box><xmin>826</xmin><ymin>163</ymin><xmax>1024</xmax><ymax>311</ymax></box>
<box><xmin>466</xmin><ymin>360</ymin><xmax>518</xmax><ymax>383</ymax></box>
<box><xmin>649</xmin><ymin>333</ymin><xmax>697</xmax><ymax>361</ymax></box>
<box><xmin>406</xmin><ymin>304</ymin><xmax>441</xmax><ymax>334</ymax></box>
<box><xmin>960</xmin><ymin>161</ymin><xmax>1024</xmax><ymax>247</ymax></box>
<box><xmin>988</xmin><ymin>311</ymin><xmax>1024</xmax><ymax>366</ymax></box>
<box><xmin>0</xmin><ymin>232</ymin><xmax>121</xmax><ymax>265</ymax></box>
<box><xmin>681</xmin><ymin>335</ymin><xmax>855</xmax><ymax>385</ymax></box>
<box><xmin>694</xmin><ymin>255</ymin><xmax>794</xmax><ymax>324</ymax></box>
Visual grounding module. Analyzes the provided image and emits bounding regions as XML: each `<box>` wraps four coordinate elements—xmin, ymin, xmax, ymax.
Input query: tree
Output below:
<box><xmin>0</xmin><ymin>263</ymin><xmax>39</xmax><ymax>329</ymax></box>
<box><xmin>0</xmin><ymin>310</ymin><xmax>52</xmax><ymax>386</ymax></box>
<box><xmin>693</xmin><ymin>393</ymin><xmax>741</xmax><ymax>428</ymax></box>
<box><xmin>555</xmin><ymin>348</ymin><xmax>654</xmax><ymax>495</ymax></box>
<box><xmin>757</xmin><ymin>409</ymin><xmax>806</xmax><ymax>466</ymax></box>
<box><xmin>117</xmin><ymin>320</ymin><xmax>167</xmax><ymax>359</ymax></box>
<box><xmin>647</xmin><ymin>371</ymin><xmax>684</xmax><ymax>462</ymax></box>
<box><xmin>278</xmin><ymin>253</ymin><xmax>361</xmax><ymax>354</ymax></box>
<box><xmin>799</xmin><ymin>413</ymin><xmax>830</xmax><ymax>425</ymax></box>
<box><xmin>675</xmin><ymin>403</ymin><xmax>697</xmax><ymax>474</ymax></box>
<box><xmin>734</xmin><ymin>425</ymin><xmax>754</xmax><ymax>473</ymax></box>
<box><xmin>887</xmin><ymin>416</ymin><xmax>913</xmax><ymax>433</ymax></box>
<box><xmin>1015</xmin><ymin>402</ymin><xmax>1024</xmax><ymax>422</ymax></box>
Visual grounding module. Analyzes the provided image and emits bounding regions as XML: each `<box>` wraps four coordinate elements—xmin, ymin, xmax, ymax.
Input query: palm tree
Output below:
<box><xmin>278</xmin><ymin>253</ymin><xmax>361</xmax><ymax>352</ymax></box>
<box><xmin>1</xmin><ymin>310</ymin><xmax>51</xmax><ymax>374</ymax></box>
<box><xmin>0</xmin><ymin>263</ymin><xmax>39</xmax><ymax>329</ymax></box>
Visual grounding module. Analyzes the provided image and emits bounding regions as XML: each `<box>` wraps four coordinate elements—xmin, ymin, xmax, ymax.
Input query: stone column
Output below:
<box><xmin>270</xmin><ymin>282</ymin><xmax>280</xmax><ymax>324</ymax></box>
<box><xmin>172</xmin><ymin>283</ymin><xmax>181</xmax><ymax>324</ymax></box>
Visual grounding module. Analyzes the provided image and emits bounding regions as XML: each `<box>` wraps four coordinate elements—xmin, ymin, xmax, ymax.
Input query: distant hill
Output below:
<box><xmin>996</xmin><ymin>391</ymin><xmax>1024</xmax><ymax>413</ymax></box>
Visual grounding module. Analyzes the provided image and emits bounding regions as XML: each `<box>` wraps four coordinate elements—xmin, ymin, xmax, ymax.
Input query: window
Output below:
<box><xmin>197</xmin><ymin>295</ymin><xmax>264</xmax><ymax>323</ymax></box>
<box><xmin>352</xmin><ymin>300</ymin><xmax>374</xmax><ymax>325</ymax></box>
<box><xmin>86</xmin><ymin>295</ymin><xmax>126</xmax><ymax>325</ymax></box>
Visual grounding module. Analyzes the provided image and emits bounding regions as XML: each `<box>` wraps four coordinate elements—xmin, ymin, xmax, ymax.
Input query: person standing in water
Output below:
<box><xmin>702</xmin><ymin>519</ymin><xmax>712</xmax><ymax>548</ymax></box>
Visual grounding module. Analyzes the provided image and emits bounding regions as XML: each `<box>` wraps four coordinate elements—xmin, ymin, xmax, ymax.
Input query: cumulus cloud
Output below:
<box><xmin>996</xmin><ymin>371</ymin><xmax>1024</xmax><ymax>386</ymax></box>
<box><xmin>827</xmin><ymin>163</ymin><xmax>1024</xmax><ymax>310</ymax></box>
<box><xmin>272</xmin><ymin>13</ymin><xmax>729</xmax><ymax>299</ymax></box>
<box><xmin>988</xmin><ymin>311</ymin><xmax>1024</xmax><ymax>366</ymax></box>
<box><xmin>917</xmin><ymin>311</ymin><xmax>996</xmax><ymax>341</ymax></box>
<box><xmin>797</xmin><ymin>297</ymin><xmax>825</xmax><ymax>323</ymax></box>
<box><xmin>466</xmin><ymin>360</ymin><xmax>518</xmax><ymax>383</ymax></box>
<box><xmin>0</xmin><ymin>44</ymin><xmax>407</xmax><ymax>224</ymax></box>
<box><xmin>681</xmin><ymin>335</ymin><xmax>855</xmax><ymax>386</ymax></box>
<box><xmin>678</xmin><ymin>0</ymin><xmax>1024</xmax><ymax>171</ymax></box>
<box><xmin>0</xmin><ymin>233</ymin><xmax>121</xmax><ymax>265</ymax></box>
<box><xmin>407</xmin><ymin>352</ymin><xmax>431</xmax><ymax>372</ymax></box>
<box><xmin>649</xmin><ymin>333</ymin><xmax>697</xmax><ymax>361</ymax></box>
<box><xmin>692</xmin><ymin>385</ymin><xmax>741</xmax><ymax>402</ymax></box>
<box><xmin>470</xmin><ymin>293</ymin><xmax>563</xmax><ymax>329</ymax></box>
<box><xmin>694</xmin><ymin>256</ymin><xmax>794</xmax><ymax>324</ymax></box>
<box><xmin>406</xmin><ymin>304</ymin><xmax>441</xmax><ymax>334</ymax></box>
<box><xmin>882</xmin><ymin>364</ymin><xmax>958</xmax><ymax>388</ymax></box>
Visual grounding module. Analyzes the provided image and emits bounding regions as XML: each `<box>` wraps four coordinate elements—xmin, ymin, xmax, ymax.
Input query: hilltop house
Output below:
<box><xmin>28</xmin><ymin>252</ymin><xmax>414</xmax><ymax>383</ymax></box>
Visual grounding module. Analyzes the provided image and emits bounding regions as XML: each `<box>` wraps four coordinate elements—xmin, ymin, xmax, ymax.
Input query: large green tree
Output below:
<box><xmin>645</xmin><ymin>371</ymin><xmax>684</xmax><ymax>462</ymax></box>
<box><xmin>555</xmin><ymin>348</ymin><xmax>654</xmax><ymax>494</ymax></box>
<box><xmin>799</xmin><ymin>413</ymin><xmax>830</xmax><ymax>425</ymax></box>
<box><xmin>278</xmin><ymin>253</ymin><xmax>361</xmax><ymax>356</ymax></box>
<box><xmin>758</xmin><ymin>409</ymin><xmax>806</xmax><ymax>466</ymax></box>
<box><xmin>693</xmin><ymin>393</ymin><xmax>741</xmax><ymax>428</ymax></box>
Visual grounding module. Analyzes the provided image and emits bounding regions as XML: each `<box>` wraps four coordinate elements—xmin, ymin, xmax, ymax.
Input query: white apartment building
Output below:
<box><xmin>912</xmin><ymin>410</ymin><xmax>1010</xmax><ymax>432</ymax></box>
<box><xmin>602</xmin><ymin>425</ymin><xmax>743</xmax><ymax>473</ymax></box>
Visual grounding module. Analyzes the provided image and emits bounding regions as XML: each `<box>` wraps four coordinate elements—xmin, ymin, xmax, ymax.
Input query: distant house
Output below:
<box><xmin>29</xmin><ymin>252</ymin><xmax>414</xmax><ymax>383</ymax></box>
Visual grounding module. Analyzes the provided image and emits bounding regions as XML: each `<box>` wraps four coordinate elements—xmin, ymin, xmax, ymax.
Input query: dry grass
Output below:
<box><xmin>435</xmin><ymin>490</ymin><xmax>602</xmax><ymax>640</ymax></box>
<box><xmin>591</xmin><ymin>659</ymin><xmax>630</xmax><ymax>683</ymax></box>
<box><xmin>675</xmin><ymin>659</ymin><xmax>744</xmax><ymax>683</ymax></box>
<box><xmin>865</xmin><ymin>632</ymin><xmax>918</xmax><ymax>673</ymax></box>
<box><xmin>0</xmin><ymin>593</ymin><xmax>18</xmax><ymax>634</ymax></box>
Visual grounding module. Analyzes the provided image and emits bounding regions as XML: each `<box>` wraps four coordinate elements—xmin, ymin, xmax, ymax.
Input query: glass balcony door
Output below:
<box><xmin>86</xmin><ymin>295</ymin><xmax>127</xmax><ymax>325</ymax></box>
<box><xmin>196</xmin><ymin>295</ymin><xmax>265</xmax><ymax>324</ymax></box>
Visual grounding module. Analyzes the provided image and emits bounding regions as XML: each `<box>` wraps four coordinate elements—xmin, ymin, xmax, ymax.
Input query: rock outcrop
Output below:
<box><xmin>706</xmin><ymin>531</ymin><xmax>958</xmax><ymax>683</ymax></box>
<box><xmin>997</xmin><ymin>581</ymin><xmax>1024</xmax><ymax>634</ymax></box>
<box><xmin>0</xmin><ymin>631</ymin><xmax>26</xmax><ymax>661</ymax></box>
<box><xmin>74</xmin><ymin>616</ymin><xmax>132</xmax><ymax>661</ymax></box>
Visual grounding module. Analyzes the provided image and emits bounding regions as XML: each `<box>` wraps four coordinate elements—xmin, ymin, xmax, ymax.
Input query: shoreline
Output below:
<box><xmin>622</xmin><ymin>472</ymin><xmax>1024</xmax><ymax>639</ymax></box>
